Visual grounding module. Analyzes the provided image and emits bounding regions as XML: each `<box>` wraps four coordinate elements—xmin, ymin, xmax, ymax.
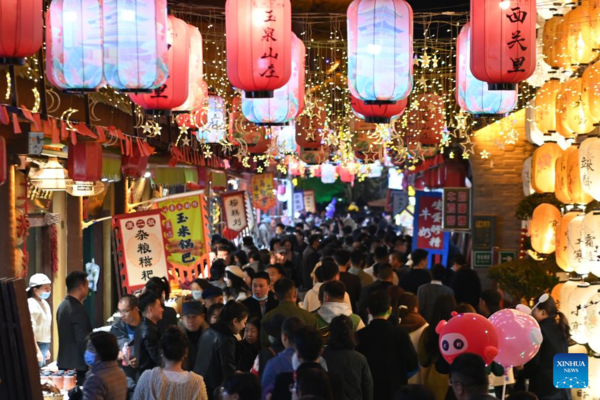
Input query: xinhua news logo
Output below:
<box><xmin>553</xmin><ymin>354</ymin><xmax>588</xmax><ymax>389</ymax></box>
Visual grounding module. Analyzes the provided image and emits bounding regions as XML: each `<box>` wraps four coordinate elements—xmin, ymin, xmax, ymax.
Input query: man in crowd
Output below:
<box><xmin>399</xmin><ymin>249</ymin><xmax>432</xmax><ymax>294</ymax></box>
<box><xmin>261</xmin><ymin>278</ymin><xmax>317</xmax><ymax>348</ymax></box>
<box><xmin>357</xmin><ymin>264</ymin><xmax>396</xmax><ymax>322</ymax></box>
<box><xmin>364</xmin><ymin>246</ymin><xmax>389</xmax><ymax>280</ymax></box>
<box><xmin>302</xmin><ymin>235</ymin><xmax>321</xmax><ymax>289</ymax></box>
<box><xmin>357</xmin><ymin>290</ymin><xmax>418</xmax><ymax>399</ymax></box>
<box><xmin>450</xmin><ymin>254</ymin><xmax>482</xmax><ymax>312</ymax></box>
<box><xmin>180</xmin><ymin>301</ymin><xmax>209</xmax><ymax>371</ymax></box>
<box><xmin>315</xmin><ymin>281</ymin><xmax>365</xmax><ymax>340</ymax></box>
<box><xmin>479</xmin><ymin>289</ymin><xmax>502</xmax><ymax>318</ymax></box>
<box><xmin>265</xmin><ymin>264</ymin><xmax>284</xmax><ymax>288</ymax></box>
<box><xmin>449</xmin><ymin>353</ymin><xmax>496</xmax><ymax>400</ymax></box>
<box><xmin>134</xmin><ymin>291</ymin><xmax>164</xmax><ymax>380</ymax></box>
<box><xmin>57</xmin><ymin>271</ymin><xmax>92</xmax><ymax>385</ymax></box>
<box><xmin>348</xmin><ymin>248</ymin><xmax>374</xmax><ymax>288</ymax></box>
<box><xmin>111</xmin><ymin>294</ymin><xmax>141</xmax><ymax>390</ymax></box>
<box><xmin>333</xmin><ymin>249</ymin><xmax>361</xmax><ymax>312</ymax></box>
<box><xmin>303</xmin><ymin>260</ymin><xmax>352</xmax><ymax>312</ymax></box>
<box><xmin>417</xmin><ymin>263</ymin><xmax>454</xmax><ymax>324</ymax></box>
<box><xmin>295</xmin><ymin>229</ymin><xmax>307</xmax><ymax>254</ymax></box>
<box><xmin>216</xmin><ymin>244</ymin><xmax>234</xmax><ymax>266</ymax></box>
<box><xmin>390</xmin><ymin>250</ymin><xmax>409</xmax><ymax>283</ymax></box>
<box><xmin>242</xmin><ymin>271</ymin><xmax>279</xmax><ymax>320</ymax></box>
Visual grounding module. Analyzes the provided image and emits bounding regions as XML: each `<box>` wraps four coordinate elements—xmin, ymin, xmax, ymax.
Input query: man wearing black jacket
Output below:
<box><xmin>357</xmin><ymin>264</ymin><xmax>395</xmax><ymax>323</ymax></box>
<box><xmin>242</xmin><ymin>272</ymin><xmax>279</xmax><ymax>320</ymax></box>
<box><xmin>302</xmin><ymin>235</ymin><xmax>321</xmax><ymax>289</ymax></box>
<box><xmin>450</xmin><ymin>254</ymin><xmax>482</xmax><ymax>312</ymax></box>
<box><xmin>133</xmin><ymin>291</ymin><xmax>164</xmax><ymax>380</ymax></box>
<box><xmin>57</xmin><ymin>271</ymin><xmax>92</xmax><ymax>385</ymax></box>
<box><xmin>110</xmin><ymin>294</ymin><xmax>141</xmax><ymax>390</ymax></box>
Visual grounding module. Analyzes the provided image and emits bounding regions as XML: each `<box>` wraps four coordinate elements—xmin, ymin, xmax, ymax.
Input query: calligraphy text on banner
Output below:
<box><xmin>415</xmin><ymin>193</ymin><xmax>445</xmax><ymax>250</ymax></box>
<box><xmin>442</xmin><ymin>188</ymin><xmax>471</xmax><ymax>231</ymax></box>
<box><xmin>222</xmin><ymin>191</ymin><xmax>249</xmax><ymax>239</ymax></box>
<box><xmin>158</xmin><ymin>195</ymin><xmax>211</xmax><ymax>277</ymax></box>
<box><xmin>293</xmin><ymin>191</ymin><xmax>305</xmax><ymax>213</ymax></box>
<box><xmin>251</xmin><ymin>173</ymin><xmax>276</xmax><ymax>211</ymax></box>
<box><xmin>304</xmin><ymin>190</ymin><xmax>316</xmax><ymax>213</ymax></box>
<box><xmin>113</xmin><ymin>210</ymin><xmax>170</xmax><ymax>293</ymax></box>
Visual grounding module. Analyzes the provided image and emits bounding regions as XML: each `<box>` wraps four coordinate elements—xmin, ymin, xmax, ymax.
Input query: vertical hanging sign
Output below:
<box><xmin>251</xmin><ymin>173</ymin><xmax>277</xmax><ymax>211</ymax></box>
<box><xmin>293</xmin><ymin>190</ymin><xmax>305</xmax><ymax>213</ymax></box>
<box><xmin>304</xmin><ymin>190</ymin><xmax>316</xmax><ymax>213</ymax></box>
<box><xmin>113</xmin><ymin>210</ymin><xmax>170</xmax><ymax>293</ymax></box>
<box><xmin>413</xmin><ymin>191</ymin><xmax>451</xmax><ymax>266</ymax></box>
<box><xmin>221</xmin><ymin>191</ymin><xmax>249</xmax><ymax>240</ymax></box>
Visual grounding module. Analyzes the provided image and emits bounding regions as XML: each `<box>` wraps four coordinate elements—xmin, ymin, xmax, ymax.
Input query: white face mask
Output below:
<box><xmin>191</xmin><ymin>290</ymin><xmax>202</xmax><ymax>300</ymax></box>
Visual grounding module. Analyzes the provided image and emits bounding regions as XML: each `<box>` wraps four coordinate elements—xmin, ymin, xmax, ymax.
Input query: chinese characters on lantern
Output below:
<box><xmin>442</xmin><ymin>188</ymin><xmax>471</xmax><ymax>231</ymax></box>
<box><xmin>113</xmin><ymin>210</ymin><xmax>170</xmax><ymax>293</ymax></box>
<box><xmin>251</xmin><ymin>173</ymin><xmax>277</xmax><ymax>211</ymax></box>
<box><xmin>221</xmin><ymin>191</ymin><xmax>249</xmax><ymax>239</ymax></box>
<box><xmin>506</xmin><ymin>7</ymin><xmax>528</xmax><ymax>74</ymax></box>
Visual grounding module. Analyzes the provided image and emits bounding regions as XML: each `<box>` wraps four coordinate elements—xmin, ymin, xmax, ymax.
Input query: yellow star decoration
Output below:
<box><xmin>180</xmin><ymin>136</ymin><xmax>191</xmax><ymax>147</ymax></box>
<box><xmin>141</xmin><ymin>121</ymin><xmax>153</xmax><ymax>135</ymax></box>
<box><xmin>418</xmin><ymin>75</ymin><xmax>428</xmax><ymax>87</ymax></box>
<box><xmin>449</xmin><ymin>151</ymin><xmax>455</xmax><ymax>159</ymax></box>
<box><xmin>460</xmin><ymin>135</ymin><xmax>475</xmax><ymax>155</ymax></box>
<box><xmin>413</xmin><ymin>56</ymin><xmax>420</xmax><ymax>66</ymax></box>
<box><xmin>151</xmin><ymin>121</ymin><xmax>162</xmax><ymax>137</ymax></box>
<box><xmin>462</xmin><ymin>152</ymin><xmax>470</xmax><ymax>160</ymax></box>
<box><xmin>420</xmin><ymin>51</ymin><xmax>431</xmax><ymax>68</ymax></box>
<box><xmin>431</xmin><ymin>55</ymin><xmax>439</xmax><ymax>69</ymax></box>
<box><xmin>413</xmin><ymin>143</ymin><xmax>426</xmax><ymax>162</ymax></box>
<box><xmin>454</xmin><ymin>112</ymin><xmax>468</xmax><ymax>132</ymax></box>
<box><xmin>480</xmin><ymin>149</ymin><xmax>490</xmax><ymax>159</ymax></box>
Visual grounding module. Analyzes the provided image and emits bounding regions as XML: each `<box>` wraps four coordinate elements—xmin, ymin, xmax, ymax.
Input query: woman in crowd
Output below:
<box><xmin>194</xmin><ymin>301</ymin><xmax>249</xmax><ymax>399</ymax></box>
<box><xmin>418</xmin><ymin>294</ymin><xmax>457</xmax><ymax>400</ymax></box>
<box><xmin>26</xmin><ymin>273</ymin><xmax>53</xmax><ymax>368</ymax></box>
<box><xmin>398</xmin><ymin>293</ymin><xmax>428</xmax><ymax>384</ymax></box>
<box><xmin>208</xmin><ymin>303</ymin><xmax>225</xmax><ymax>325</ymax></box>
<box><xmin>292</xmin><ymin>368</ymin><xmax>333</xmax><ymax>400</ymax></box>
<box><xmin>522</xmin><ymin>295</ymin><xmax>570</xmax><ymax>400</ymax></box>
<box><xmin>224</xmin><ymin>266</ymin><xmax>251</xmax><ymax>302</ymax></box>
<box><xmin>191</xmin><ymin>279</ymin><xmax>211</xmax><ymax>302</ymax></box>
<box><xmin>322</xmin><ymin>315</ymin><xmax>373</xmax><ymax>400</ymax></box>
<box><xmin>219</xmin><ymin>373</ymin><xmax>262</xmax><ymax>400</ymax></box>
<box><xmin>243</xmin><ymin>267</ymin><xmax>256</xmax><ymax>288</ymax></box>
<box><xmin>83</xmin><ymin>331</ymin><xmax>128</xmax><ymax>400</ymax></box>
<box><xmin>133</xmin><ymin>326</ymin><xmax>208</xmax><ymax>400</ymax></box>
<box><xmin>238</xmin><ymin>316</ymin><xmax>261</xmax><ymax>372</ymax></box>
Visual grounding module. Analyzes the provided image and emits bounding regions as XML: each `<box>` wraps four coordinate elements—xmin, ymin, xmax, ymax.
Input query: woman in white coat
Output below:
<box><xmin>27</xmin><ymin>273</ymin><xmax>53</xmax><ymax>368</ymax></box>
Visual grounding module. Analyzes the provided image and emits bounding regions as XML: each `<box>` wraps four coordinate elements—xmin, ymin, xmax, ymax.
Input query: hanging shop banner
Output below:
<box><xmin>113</xmin><ymin>210</ymin><xmax>170</xmax><ymax>294</ymax></box>
<box><xmin>293</xmin><ymin>191</ymin><xmax>305</xmax><ymax>213</ymax></box>
<box><xmin>221</xmin><ymin>191</ymin><xmax>249</xmax><ymax>240</ymax></box>
<box><xmin>251</xmin><ymin>173</ymin><xmax>277</xmax><ymax>211</ymax></box>
<box><xmin>390</xmin><ymin>190</ymin><xmax>409</xmax><ymax>216</ymax></box>
<box><xmin>414</xmin><ymin>191</ymin><xmax>451</xmax><ymax>266</ymax></box>
<box><xmin>304</xmin><ymin>190</ymin><xmax>317</xmax><ymax>213</ymax></box>
<box><xmin>442</xmin><ymin>188</ymin><xmax>472</xmax><ymax>231</ymax></box>
<box><xmin>158</xmin><ymin>194</ymin><xmax>212</xmax><ymax>281</ymax></box>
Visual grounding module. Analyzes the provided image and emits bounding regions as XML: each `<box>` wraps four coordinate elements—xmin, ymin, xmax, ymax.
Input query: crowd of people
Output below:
<box><xmin>26</xmin><ymin>212</ymin><xmax>572</xmax><ymax>400</ymax></box>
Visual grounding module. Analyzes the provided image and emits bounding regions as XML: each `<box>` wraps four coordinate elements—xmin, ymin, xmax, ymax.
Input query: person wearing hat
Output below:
<box><xmin>180</xmin><ymin>302</ymin><xmax>209</xmax><ymax>371</ymax></box>
<box><xmin>27</xmin><ymin>273</ymin><xmax>53</xmax><ymax>368</ymax></box>
<box><xmin>224</xmin><ymin>265</ymin><xmax>251</xmax><ymax>302</ymax></box>
<box><xmin>202</xmin><ymin>286</ymin><xmax>224</xmax><ymax>310</ymax></box>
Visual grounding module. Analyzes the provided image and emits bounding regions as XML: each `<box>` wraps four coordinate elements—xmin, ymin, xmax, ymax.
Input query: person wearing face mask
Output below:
<box><xmin>110</xmin><ymin>295</ymin><xmax>141</xmax><ymax>392</ymax></box>
<box><xmin>242</xmin><ymin>272</ymin><xmax>279</xmax><ymax>321</ymax></box>
<box><xmin>27</xmin><ymin>273</ymin><xmax>53</xmax><ymax>369</ymax></box>
<box><xmin>82</xmin><ymin>331</ymin><xmax>128</xmax><ymax>400</ymax></box>
<box><xmin>190</xmin><ymin>278</ymin><xmax>210</xmax><ymax>302</ymax></box>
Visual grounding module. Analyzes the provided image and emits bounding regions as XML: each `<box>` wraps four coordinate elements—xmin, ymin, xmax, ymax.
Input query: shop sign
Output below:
<box><xmin>473</xmin><ymin>251</ymin><xmax>493</xmax><ymax>268</ymax></box>
<box><xmin>304</xmin><ymin>190</ymin><xmax>316</xmax><ymax>213</ymax></box>
<box><xmin>442</xmin><ymin>188</ymin><xmax>471</xmax><ymax>231</ymax></box>
<box><xmin>251</xmin><ymin>173</ymin><xmax>276</xmax><ymax>211</ymax></box>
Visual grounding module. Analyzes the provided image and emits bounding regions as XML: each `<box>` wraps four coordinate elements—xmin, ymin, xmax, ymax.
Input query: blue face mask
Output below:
<box><xmin>191</xmin><ymin>290</ymin><xmax>202</xmax><ymax>300</ymax></box>
<box><xmin>84</xmin><ymin>350</ymin><xmax>98</xmax><ymax>366</ymax></box>
<box><xmin>39</xmin><ymin>291</ymin><xmax>51</xmax><ymax>300</ymax></box>
<box><xmin>253</xmin><ymin>294</ymin><xmax>269</xmax><ymax>302</ymax></box>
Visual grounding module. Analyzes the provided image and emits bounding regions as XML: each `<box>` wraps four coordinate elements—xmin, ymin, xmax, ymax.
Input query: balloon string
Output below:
<box><xmin>501</xmin><ymin>371</ymin><xmax>508</xmax><ymax>400</ymax></box>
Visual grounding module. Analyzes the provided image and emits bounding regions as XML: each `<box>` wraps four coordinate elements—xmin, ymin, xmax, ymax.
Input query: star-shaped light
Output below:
<box><xmin>440</xmin><ymin>132</ymin><xmax>451</xmax><ymax>147</ymax></box>
<box><xmin>180</xmin><ymin>136</ymin><xmax>191</xmax><ymax>147</ymax></box>
<box><xmin>449</xmin><ymin>151</ymin><xmax>455</xmax><ymax>159</ymax></box>
<box><xmin>420</xmin><ymin>51</ymin><xmax>430</xmax><ymax>68</ymax></box>
<box><xmin>413</xmin><ymin>55</ymin><xmax>420</xmax><ymax>66</ymax></box>
<box><xmin>152</xmin><ymin>122</ymin><xmax>162</xmax><ymax>136</ymax></box>
<box><xmin>431</xmin><ymin>55</ymin><xmax>439</xmax><ymax>69</ymax></box>
<box><xmin>460</xmin><ymin>135</ymin><xmax>475</xmax><ymax>155</ymax></box>
<box><xmin>141</xmin><ymin>121</ymin><xmax>153</xmax><ymax>135</ymax></box>
<box><xmin>418</xmin><ymin>75</ymin><xmax>428</xmax><ymax>87</ymax></box>
<box><xmin>455</xmin><ymin>112</ymin><xmax>468</xmax><ymax>132</ymax></box>
<box><xmin>462</xmin><ymin>152</ymin><xmax>470</xmax><ymax>159</ymax></box>
<box><xmin>480</xmin><ymin>149</ymin><xmax>490</xmax><ymax>159</ymax></box>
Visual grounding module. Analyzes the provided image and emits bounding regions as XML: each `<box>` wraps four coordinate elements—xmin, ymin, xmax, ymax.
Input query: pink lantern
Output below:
<box><xmin>173</xmin><ymin>25</ymin><xmax>204</xmax><ymax>113</ymax></box>
<box><xmin>350</xmin><ymin>93</ymin><xmax>408</xmax><ymax>124</ymax></box>
<box><xmin>0</xmin><ymin>0</ymin><xmax>43</xmax><ymax>65</ymax></box>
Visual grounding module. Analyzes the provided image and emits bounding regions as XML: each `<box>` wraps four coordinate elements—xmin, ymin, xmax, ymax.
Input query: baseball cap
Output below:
<box><xmin>182</xmin><ymin>301</ymin><xmax>205</xmax><ymax>316</ymax></box>
<box><xmin>27</xmin><ymin>273</ymin><xmax>51</xmax><ymax>291</ymax></box>
<box><xmin>201</xmin><ymin>285</ymin><xmax>224</xmax><ymax>300</ymax></box>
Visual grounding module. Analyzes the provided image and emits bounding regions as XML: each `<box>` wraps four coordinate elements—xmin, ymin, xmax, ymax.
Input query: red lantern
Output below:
<box><xmin>122</xmin><ymin>146</ymin><xmax>149</xmax><ymax>179</ymax></box>
<box><xmin>226</xmin><ymin>0</ymin><xmax>292</xmax><ymax>98</ymax></box>
<box><xmin>406</xmin><ymin>93</ymin><xmax>445</xmax><ymax>145</ymax></box>
<box><xmin>68</xmin><ymin>141</ymin><xmax>103</xmax><ymax>182</ymax></box>
<box><xmin>350</xmin><ymin>93</ymin><xmax>408</xmax><ymax>124</ymax></box>
<box><xmin>470</xmin><ymin>0</ymin><xmax>537</xmax><ymax>90</ymax></box>
<box><xmin>0</xmin><ymin>136</ymin><xmax>6</xmax><ymax>186</ymax></box>
<box><xmin>337</xmin><ymin>166</ymin><xmax>355</xmax><ymax>183</ymax></box>
<box><xmin>296</xmin><ymin>97</ymin><xmax>326</xmax><ymax>149</ymax></box>
<box><xmin>0</xmin><ymin>0</ymin><xmax>43</xmax><ymax>65</ymax></box>
<box><xmin>130</xmin><ymin>15</ymin><xmax>190</xmax><ymax>113</ymax></box>
<box><xmin>176</xmin><ymin>80</ymin><xmax>209</xmax><ymax>129</ymax></box>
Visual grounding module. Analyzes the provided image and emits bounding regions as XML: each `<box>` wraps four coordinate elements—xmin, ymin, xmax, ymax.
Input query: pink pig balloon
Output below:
<box><xmin>488</xmin><ymin>308</ymin><xmax>543</xmax><ymax>369</ymax></box>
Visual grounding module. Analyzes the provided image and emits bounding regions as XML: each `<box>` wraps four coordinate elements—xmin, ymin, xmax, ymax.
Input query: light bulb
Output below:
<box><xmin>144</xmin><ymin>171</ymin><xmax>151</xmax><ymax>178</ymax></box>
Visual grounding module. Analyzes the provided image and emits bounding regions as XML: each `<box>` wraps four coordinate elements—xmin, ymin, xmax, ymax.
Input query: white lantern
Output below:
<box><xmin>560</xmin><ymin>277</ymin><xmax>583</xmax><ymax>311</ymax></box>
<box><xmin>586</xmin><ymin>292</ymin><xmax>600</xmax><ymax>353</ymax></box>
<box><xmin>579</xmin><ymin>137</ymin><xmax>600</xmax><ymax>200</ymax></box>
<box><xmin>567</xmin><ymin>283</ymin><xmax>599</xmax><ymax>344</ymax></box>
<box><xmin>557</xmin><ymin>212</ymin><xmax>580</xmax><ymax>272</ymax></box>
<box><xmin>585</xmin><ymin>355</ymin><xmax>600</xmax><ymax>399</ymax></box>
<box><xmin>582</xmin><ymin>212</ymin><xmax>600</xmax><ymax>276</ymax></box>
<box><xmin>274</xmin><ymin>125</ymin><xmax>297</xmax><ymax>154</ymax></box>
<box><xmin>525</xmin><ymin>100</ymin><xmax>544</xmax><ymax>146</ymax></box>
<box><xmin>567</xmin><ymin>215</ymin><xmax>588</xmax><ymax>275</ymax></box>
<box><xmin>321</xmin><ymin>163</ymin><xmax>337</xmax><ymax>184</ymax></box>
<box><xmin>522</xmin><ymin>156</ymin><xmax>534</xmax><ymax>196</ymax></box>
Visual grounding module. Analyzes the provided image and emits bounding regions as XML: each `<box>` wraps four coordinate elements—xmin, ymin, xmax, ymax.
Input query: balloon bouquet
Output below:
<box><xmin>436</xmin><ymin>296</ymin><xmax>545</xmax><ymax>398</ymax></box>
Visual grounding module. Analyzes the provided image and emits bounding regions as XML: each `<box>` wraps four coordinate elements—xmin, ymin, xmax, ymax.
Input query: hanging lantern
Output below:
<box><xmin>579</xmin><ymin>137</ymin><xmax>600</xmax><ymax>200</ymax></box>
<box><xmin>229</xmin><ymin>95</ymin><xmax>266</xmax><ymax>147</ymax></box>
<box><xmin>347</xmin><ymin>0</ymin><xmax>413</xmax><ymax>103</ymax></box>
<box><xmin>555</xmin><ymin>15</ymin><xmax>574</xmax><ymax>71</ymax></box>
<box><xmin>542</xmin><ymin>14</ymin><xmax>563</xmax><ymax>70</ymax></box>
<box><xmin>561</xmin><ymin>277</ymin><xmax>583</xmax><ymax>312</ymax></box>
<box><xmin>566</xmin><ymin>1</ymin><xmax>595</xmax><ymax>66</ymax></box>
<box><xmin>535</xmin><ymin>79</ymin><xmax>561</xmax><ymax>134</ymax></box>
<box><xmin>29</xmin><ymin>158</ymin><xmax>68</xmax><ymax>191</ymax></box>
<box><xmin>321</xmin><ymin>163</ymin><xmax>337</xmax><ymax>184</ymax></box>
<box><xmin>350</xmin><ymin>93</ymin><xmax>408</xmax><ymax>123</ymax></box>
<box><xmin>523</xmin><ymin>156</ymin><xmax>534</xmax><ymax>196</ymax></box>
<box><xmin>46</xmin><ymin>0</ymin><xmax>104</xmax><ymax>91</ymax></box>
<box><xmin>226</xmin><ymin>0</ymin><xmax>292</xmax><ymax>98</ymax></box>
<box><xmin>102</xmin><ymin>0</ymin><xmax>168</xmax><ymax>91</ymax></box>
<box><xmin>582</xmin><ymin>211</ymin><xmax>600</xmax><ymax>276</ymax></box>
<box><xmin>531</xmin><ymin>142</ymin><xmax>563</xmax><ymax>193</ymax></box>
<box><xmin>242</xmin><ymin>34</ymin><xmax>305</xmax><ymax>125</ymax></box>
<box><xmin>68</xmin><ymin>141</ymin><xmax>103</xmax><ymax>182</ymax></box>
<box><xmin>586</xmin><ymin>292</ymin><xmax>600</xmax><ymax>353</ymax></box>
<box><xmin>130</xmin><ymin>15</ymin><xmax>190</xmax><ymax>113</ymax></box>
<box><xmin>470</xmin><ymin>0</ymin><xmax>537</xmax><ymax>90</ymax></box>
<box><xmin>555</xmin><ymin>149</ymin><xmax>574</xmax><ymax>204</ymax></box>
<box><xmin>121</xmin><ymin>146</ymin><xmax>149</xmax><ymax>180</ymax></box>
<box><xmin>65</xmin><ymin>180</ymin><xmax>105</xmax><ymax>197</ymax></box>
<box><xmin>296</xmin><ymin>97</ymin><xmax>326</xmax><ymax>149</ymax></box>
<box><xmin>582</xmin><ymin>60</ymin><xmax>600</xmax><ymax>124</ymax></box>
<box><xmin>562</xmin><ymin>78</ymin><xmax>595</xmax><ymax>134</ymax></box>
<box><xmin>173</xmin><ymin>25</ymin><xmax>204</xmax><ymax>113</ymax></box>
<box><xmin>176</xmin><ymin>80</ymin><xmax>209</xmax><ymax>129</ymax></box>
<box><xmin>567</xmin><ymin>283</ymin><xmax>599</xmax><ymax>344</ymax></box>
<box><xmin>591</xmin><ymin>0</ymin><xmax>600</xmax><ymax>51</ymax></box>
<box><xmin>197</xmin><ymin>94</ymin><xmax>227</xmax><ymax>143</ymax></box>
<box><xmin>405</xmin><ymin>93</ymin><xmax>445</xmax><ymax>146</ymax></box>
<box><xmin>551</xmin><ymin>281</ymin><xmax>566</xmax><ymax>311</ymax></box>
<box><xmin>555</xmin><ymin>81</ymin><xmax>576</xmax><ymax>139</ymax></box>
<box><xmin>0</xmin><ymin>0</ymin><xmax>43</xmax><ymax>65</ymax></box>
<box><xmin>337</xmin><ymin>165</ymin><xmax>355</xmax><ymax>183</ymax></box>
<box><xmin>526</xmin><ymin>100</ymin><xmax>545</xmax><ymax>146</ymax></box>
<box><xmin>557</xmin><ymin>211</ymin><xmax>580</xmax><ymax>272</ymax></box>
<box><xmin>567</xmin><ymin>214</ymin><xmax>589</xmax><ymax>275</ymax></box>
<box><xmin>567</xmin><ymin>146</ymin><xmax>593</xmax><ymax>205</ymax></box>
<box><xmin>529</xmin><ymin>203</ymin><xmax>561</xmax><ymax>254</ymax></box>
<box><xmin>456</xmin><ymin>23</ymin><xmax>517</xmax><ymax>116</ymax></box>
